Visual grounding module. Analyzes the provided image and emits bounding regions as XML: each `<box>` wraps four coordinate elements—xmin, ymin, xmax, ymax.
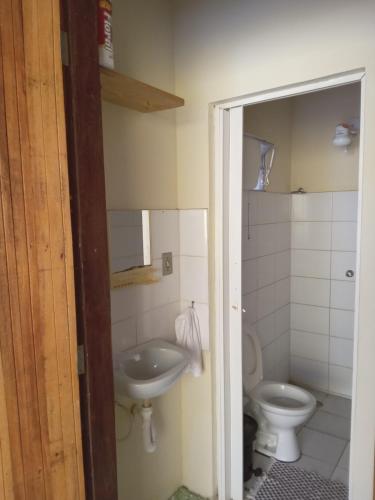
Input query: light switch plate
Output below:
<box><xmin>162</xmin><ymin>252</ymin><xmax>173</xmax><ymax>276</ymax></box>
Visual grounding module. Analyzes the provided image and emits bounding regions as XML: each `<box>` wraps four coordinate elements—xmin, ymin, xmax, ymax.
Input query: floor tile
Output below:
<box><xmin>331</xmin><ymin>466</ymin><xmax>349</xmax><ymax>487</ymax></box>
<box><xmin>306</xmin><ymin>410</ymin><xmax>351</xmax><ymax>440</ymax></box>
<box><xmin>337</xmin><ymin>443</ymin><xmax>350</xmax><ymax>469</ymax></box>
<box><xmin>298</xmin><ymin>428</ymin><xmax>347</xmax><ymax>465</ymax></box>
<box><xmin>291</xmin><ymin>454</ymin><xmax>335</xmax><ymax>478</ymax></box>
<box><xmin>322</xmin><ymin>395</ymin><xmax>352</xmax><ymax>419</ymax></box>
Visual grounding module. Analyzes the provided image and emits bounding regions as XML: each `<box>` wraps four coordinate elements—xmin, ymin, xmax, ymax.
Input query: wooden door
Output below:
<box><xmin>61</xmin><ymin>0</ymin><xmax>118</xmax><ymax>498</ymax></box>
<box><xmin>0</xmin><ymin>0</ymin><xmax>85</xmax><ymax>498</ymax></box>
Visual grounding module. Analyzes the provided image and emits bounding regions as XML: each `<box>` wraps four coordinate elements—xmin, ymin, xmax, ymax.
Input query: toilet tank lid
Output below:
<box><xmin>242</xmin><ymin>325</ymin><xmax>263</xmax><ymax>394</ymax></box>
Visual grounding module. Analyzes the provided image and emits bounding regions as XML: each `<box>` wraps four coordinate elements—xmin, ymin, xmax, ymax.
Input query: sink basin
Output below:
<box><xmin>114</xmin><ymin>339</ymin><xmax>190</xmax><ymax>400</ymax></box>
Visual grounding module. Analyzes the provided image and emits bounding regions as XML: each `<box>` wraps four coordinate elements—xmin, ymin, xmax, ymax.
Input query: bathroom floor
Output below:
<box><xmin>245</xmin><ymin>391</ymin><xmax>351</xmax><ymax>495</ymax></box>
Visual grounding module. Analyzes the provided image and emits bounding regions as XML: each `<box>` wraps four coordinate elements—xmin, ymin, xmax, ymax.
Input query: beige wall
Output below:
<box><xmin>103</xmin><ymin>0</ymin><xmax>178</xmax><ymax>210</ymax></box>
<box><xmin>243</xmin><ymin>84</ymin><xmax>361</xmax><ymax>194</ymax></box>
<box><xmin>291</xmin><ymin>84</ymin><xmax>361</xmax><ymax>192</ymax></box>
<box><xmin>244</xmin><ymin>99</ymin><xmax>292</xmax><ymax>193</ymax></box>
<box><xmin>115</xmin><ymin>385</ymin><xmax>182</xmax><ymax>500</ymax></box>
<box><xmin>173</xmin><ymin>1</ymin><xmax>375</xmax><ymax>498</ymax></box>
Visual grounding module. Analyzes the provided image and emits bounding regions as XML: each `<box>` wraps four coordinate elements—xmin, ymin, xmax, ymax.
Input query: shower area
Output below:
<box><xmin>242</xmin><ymin>83</ymin><xmax>360</xmax><ymax>492</ymax></box>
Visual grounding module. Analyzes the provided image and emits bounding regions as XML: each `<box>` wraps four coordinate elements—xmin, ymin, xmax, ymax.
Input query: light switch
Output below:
<box><xmin>162</xmin><ymin>252</ymin><xmax>173</xmax><ymax>276</ymax></box>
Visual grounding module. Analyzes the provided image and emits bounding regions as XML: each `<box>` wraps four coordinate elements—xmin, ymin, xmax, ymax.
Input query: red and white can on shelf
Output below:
<box><xmin>98</xmin><ymin>0</ymin><xmax>114</xmax><ymax>69</ymax></box>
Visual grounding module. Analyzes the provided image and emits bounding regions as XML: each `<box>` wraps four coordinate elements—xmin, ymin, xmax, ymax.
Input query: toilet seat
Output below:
<box><xmin>251</xmin><ymin>380</ymin><xmax>316</xmax><ymax>417</ymax></box>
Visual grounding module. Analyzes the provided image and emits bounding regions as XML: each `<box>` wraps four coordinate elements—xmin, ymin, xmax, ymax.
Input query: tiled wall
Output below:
<box><xmin>179</xmin><ymin>210</ymin><xmax>210</xmax><ymax>351</ymax></box>
<box><xmin>110</xmin><ymin>209</ymin><xmax>209</xmax><ymax>356</ymax></box>
<box><xmin>242</xmin><ymin>191</ymin><xmax>291</xmax><ymax>382</ymax></box>
<box><xmin>290</xmin><ymin>192</ymin><xmax>357</xmax><ymax>397</ymax></box>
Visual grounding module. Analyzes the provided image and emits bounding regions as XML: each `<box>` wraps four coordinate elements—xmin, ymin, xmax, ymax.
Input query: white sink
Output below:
<box><xmin>114</xmin><ymin>339</ymin><xmax>190</xmax><ymax>400</ymax></box>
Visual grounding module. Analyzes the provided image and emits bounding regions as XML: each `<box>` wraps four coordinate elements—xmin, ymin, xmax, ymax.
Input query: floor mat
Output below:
<box><xmin>168</xmin><ymin>486</ymin><xmax>208</xmax><ymax>500</ymax></box>
<box><xmin>253</xmin><ymin>460</ymin><xmax>348</xmax><ymax>500</ymax></box>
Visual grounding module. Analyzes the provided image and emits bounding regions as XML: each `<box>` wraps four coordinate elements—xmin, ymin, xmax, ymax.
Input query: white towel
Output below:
<box><xmin>175</xmin><ymin>306</ymin><xmax>203</xmax><ymax>377</ymax></box>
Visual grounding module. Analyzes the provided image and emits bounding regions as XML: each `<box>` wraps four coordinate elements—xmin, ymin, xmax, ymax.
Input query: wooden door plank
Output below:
<box><xmin>0</xmin><ymin>0</ymin><xmax>85</xmax><ymax>497</ymax></box>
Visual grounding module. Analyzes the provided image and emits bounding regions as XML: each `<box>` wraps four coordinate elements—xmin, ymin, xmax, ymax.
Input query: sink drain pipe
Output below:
<box><xmin>141</xmin><ymin>400</ymin><xmax>157</xmax><ymax>453</ymax></box>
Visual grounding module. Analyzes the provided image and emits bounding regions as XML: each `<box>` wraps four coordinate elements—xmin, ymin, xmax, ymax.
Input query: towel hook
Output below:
<box><xmin>191</xmin><ymin>301</ymin><xmax>195</xmax><ymax>309</ymax></box>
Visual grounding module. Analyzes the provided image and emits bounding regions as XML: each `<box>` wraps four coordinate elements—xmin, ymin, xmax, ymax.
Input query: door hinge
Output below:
<box><xmin>61</xmin><ymin>30</ymin><xmax>69</xmax><ymax>66</ymax></box>
<box><xmin>77</xmin><ymin>344</ymin><xmax>85</xmax><ymax>375</ymax></box>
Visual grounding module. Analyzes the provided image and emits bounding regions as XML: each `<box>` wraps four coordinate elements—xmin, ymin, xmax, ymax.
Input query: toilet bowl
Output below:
<box><xmin>243</xmin><ymin>326</ymin><xmax>316</xmax><ymax>462</ymax></box>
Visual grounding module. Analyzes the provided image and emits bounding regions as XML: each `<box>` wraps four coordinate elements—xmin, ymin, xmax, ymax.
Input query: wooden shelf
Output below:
<box><xmin>100</xmin><ymin>67</ymin><xmax>184</xmax><ymax>113</ymax></box>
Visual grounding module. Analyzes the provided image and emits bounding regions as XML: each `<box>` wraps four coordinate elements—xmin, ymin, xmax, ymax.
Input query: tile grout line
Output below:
<box><xmin>328</xmin><ymin>192</ymin><xmax>334</xmax><ymax>395</ymax></box>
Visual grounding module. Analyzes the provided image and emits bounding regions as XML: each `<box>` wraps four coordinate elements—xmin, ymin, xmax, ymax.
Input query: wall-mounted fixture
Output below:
<box><xmin>332</xmin><ymin>118</ymin><xmax>360</xmax><ymax>151</ymax></box>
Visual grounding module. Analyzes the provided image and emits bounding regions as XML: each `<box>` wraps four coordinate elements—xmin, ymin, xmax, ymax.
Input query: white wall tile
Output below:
<box><xmin>330</xmin><ymin>337</ymin><xmax>354</xmax><ymax>368</ymax></box>
<box><xmin>291</xmin><ymin>355</ymin><xmax>329</xmax><ymax>391</ymax></box>
<box><xmin>292</xmin><ymin>221</ymin><xmax>331</xmax><ymax>250</ymax></box>
<box><xmin>291</xmin><ymin>277</ymin><xmax>330</xmax><ymax>307</ymax></box>
<box><xmin>275</xmin><ymin>250</ymin><xmax>290</xmax><ymax>281</ymax></box>
<box><xmin>179</xmin><ymin>209</ymin><xmax>208</xmax><ymax>257</ymax></box>
<box><xmin>274</xmin><ymin>332</ymin><xmax>290</xmax><ymax>382</ymax></box>
<box><xmin>292</xmin><ymin>193</ymin><xmax>332</xmax><ymax>221</ymax></box>
<box><xmin>291</xmin><ymin>330</ymin><xmax>329</xmax><ymax>362</ymax></box>
<box><xmin>291</xmin><ymin>249</ymin><xmax>330</xmax><ymax>279</ymax></box>
<box><xmin>256</xmin><ymin>192</ymin><xmax>277</xmax><ymax>224</ymax></box>
<box><xmin>256</xmin><ymin>313</ymin><xmax>276</xmax><ymax>348</ymax></box>
<box><xmin>150</xmin><ymin>210</ymin><xmax>180</xmax><ymax>259</ymax></box>
<box><xmin>136</xmin><ymin>257</ymin><xmax>180</xmax><ymax>312</ymax></box>
<box><xmin>329</xmin><ymin>365</ymin><xmax>353</xmax><ymax>397</ymax></box>
<box><xmin>332</xmin><ymin>191</ymin><xmax>358</xmax><ymax>221</ymax></box>
<box><xmin>256</xmin><ymin>284</ymin><xmax>276</xmax><ymax>320</ymax></box>
<box><xmin>180</xmin><ymin>256</ymin><xmax>208</xmax><ymax>303</ymax></box>
<box><xmin>331</xmin><ymin>252</ymin><xmax>356</xmax><ymax>281</ymax></box>
<box><xmin>243</xmin><ymin>292</ymin><xmax>257</xmax><ymax>324</ymax></box>
<box><xmin>242</xmin><ymin>190</ymin><xmax>249</xmax><ymax>227</ymax></box>
<box><xmin>242</xmin><ymin>259</ymin><xmax>257</xmax><ymax>294</ymax></box>
<box><xmin>332</xmin><ymin>222</ymin><xmax>357</xmax><ymax>251</ymax></box>
<box><xmin>111</xmin><ymin>317</ymin><xmax>137</xmax><ymax>353</ymax></box>
<box><xmin>275</xmin><ymin>278</ymin><xmax>290</xmax><ymax>309</ymax></box>
<box><xmin>242</xmin><ymin>228</ymin><xmax>257</xmax><ymax>260</ymax></box>
<box><xmin>262</xmin><ymin>341</ymin><xmax>277</xmax><ymax>380</ymax></box>
<box><xmin>256</xmin><ymin>224</ymin><xmax>276</xmax><ymax>256</ymax></box>
<box><xmin>247</xmin><ymin>191</ymin><xmax>259</xmax><ymax>226</ymax></box>
<box><xmin>137</xmin><ymin>302</ymin><xmax>181</xmax><ymax>345</ymax></box>
<box><xmin>275</xmin><ymin>222</ymin><xmax>291</xmax><ymax>252</ymax></box>
<box><xmin>330</xmin><ymin>280</ymin><xmax>355</xmax><ymax>310</ymax></box>
<box><xmin>257</xmin><ymin>254</ymin><xmax>275</xmax><ymax>288</ymax></box>
<box><xmin>291</xmin><ymin>304</ymin><xmax>329</xmax><ymax>335</ymax></box>
<box><xmin>275</xmin><ymin>304</ymin><xmax>290</xmax><ymax>337</ymax></box>
<box><xmin>273</xmin><ymin>194</ymin><xmax>291</xmax><ymax>223</ymax></box>
<box><xmin>330</xmin><ymin>309</ymin><xmax>354</xmax><ymax>339</ymax></box>
<box><xmin>111</xmin><ymin>286</ymin><xmax>138</xmax><ymax>323</ymax></box>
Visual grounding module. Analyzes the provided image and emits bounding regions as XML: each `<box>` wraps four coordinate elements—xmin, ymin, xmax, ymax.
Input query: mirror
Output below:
<box><xmin>107</xmin><ymin>210</ymin><xmax>156</xmax><ymax>287</ymax></box>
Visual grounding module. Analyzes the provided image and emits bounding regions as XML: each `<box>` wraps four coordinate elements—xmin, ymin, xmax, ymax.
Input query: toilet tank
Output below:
<box><xmin>242</xmin><ymin>324</ymin><xmax>263</xmax><ymax>394</ymax></box>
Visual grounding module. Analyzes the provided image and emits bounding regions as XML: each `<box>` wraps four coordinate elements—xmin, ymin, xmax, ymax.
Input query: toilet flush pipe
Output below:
<box><xmin>141</xmin><ymin>400</ymin><xmax>157</xmax><ymax>453</ymax></box>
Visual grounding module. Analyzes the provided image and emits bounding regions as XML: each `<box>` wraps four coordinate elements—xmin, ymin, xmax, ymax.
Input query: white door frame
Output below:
<box><xmin>212</xmin><ymin>69</ymin><xmax>367</xmax><ymax>500</ymax></box>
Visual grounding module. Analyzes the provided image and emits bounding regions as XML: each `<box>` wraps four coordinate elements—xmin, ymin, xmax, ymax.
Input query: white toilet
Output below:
<box><xmin>243</xmin><ymin>326</ymin><xmax>316</xmax><ymax>462</ymax></box>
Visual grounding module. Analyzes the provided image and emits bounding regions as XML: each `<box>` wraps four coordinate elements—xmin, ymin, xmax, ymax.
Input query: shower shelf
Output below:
<box><xmin>100</xmin><ymin>67</ymin><xmax>185</xmax><ymax>112</ymax></box>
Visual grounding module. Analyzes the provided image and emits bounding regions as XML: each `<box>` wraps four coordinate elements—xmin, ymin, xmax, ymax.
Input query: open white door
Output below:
<box><xmin>215</xmin><ymin>105</ymin><xmax>244</xmax><ymax>500</ymax></box>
